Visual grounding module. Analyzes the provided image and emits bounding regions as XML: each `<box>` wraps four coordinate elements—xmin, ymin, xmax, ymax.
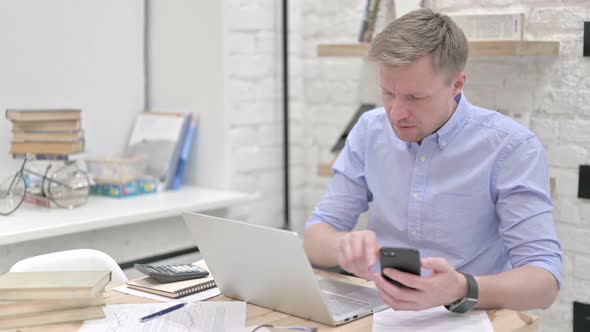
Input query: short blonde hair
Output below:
<box><xmin>368</xmin><ymin>8</ymin><xmax>468</xmax><ymax>78</ymax></box>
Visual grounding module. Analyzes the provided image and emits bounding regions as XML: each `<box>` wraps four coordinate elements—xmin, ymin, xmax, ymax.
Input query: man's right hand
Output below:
<box><xmin>336</xmin><ymin>230</ymin><xmax>381</xmax><ymax>280</ymax></box>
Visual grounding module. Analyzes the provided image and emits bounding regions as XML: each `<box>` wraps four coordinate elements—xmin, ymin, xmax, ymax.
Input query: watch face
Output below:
<box><xmin>453</xmin><ymin>297</ymin><xmax>478</xmax><ymax>313</ymax></box>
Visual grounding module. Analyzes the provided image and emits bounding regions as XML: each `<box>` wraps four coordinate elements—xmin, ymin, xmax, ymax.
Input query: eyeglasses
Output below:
<box><xmin>0</xmin><ymin>156</ymin><xmax>90</xmax><ymax>216</ymax></box>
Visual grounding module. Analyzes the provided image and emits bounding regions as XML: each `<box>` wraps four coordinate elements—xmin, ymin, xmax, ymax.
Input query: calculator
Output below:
<box><xmin>134</xmin><ymin>263</ymin><xmax>209</xmax><ymax>283</ymax></box>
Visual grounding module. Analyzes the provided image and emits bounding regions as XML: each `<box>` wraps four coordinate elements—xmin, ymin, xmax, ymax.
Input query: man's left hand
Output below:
<box><xmin>373</xmin><ymin>257</ymin><xmax>469</xmax><ymax>311</ymax></box>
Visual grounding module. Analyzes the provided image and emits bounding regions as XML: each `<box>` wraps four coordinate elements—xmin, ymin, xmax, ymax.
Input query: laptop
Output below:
<box><xmin>182</xmin><ymin>212</ymin><xmax>388</xmax><ymax>326</ymax></box>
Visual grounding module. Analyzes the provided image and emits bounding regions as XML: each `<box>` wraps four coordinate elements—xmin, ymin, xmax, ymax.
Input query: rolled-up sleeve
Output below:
<box><xmin>305</xmin><ymin>114</ymin><xmax>373</xmax><ymax>231</ymax></box>
<box><xmin>493</xmin><ymin>135</ymin><xmax>563</xmax><ymax>288</ymax></box>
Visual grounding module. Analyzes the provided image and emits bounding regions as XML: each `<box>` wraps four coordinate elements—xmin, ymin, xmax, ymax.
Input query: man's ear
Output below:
<box><xmin>452</xmin><ymin>71</ymin><xmax>466</xmax><ymax>95</ymax></box>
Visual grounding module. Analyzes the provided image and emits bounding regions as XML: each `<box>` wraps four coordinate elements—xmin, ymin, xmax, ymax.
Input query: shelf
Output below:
<box><xmin>0</xmin><ymin>187</ymin><xmax>253</xmax><ymax>246</ymax></box>
<box><xmin>317</xmin><ymin>41</ymin><xmax>560</xmax><ymax>57</ymax></box>
<box><xmin>317</xmin><ymin>162</ymin><xmax>334</xmax><ymax>177</ymax></box>
<box><xmin>317</xmin><ymin>43</ymin><xmax>371</xmax><ymax>57</ymax></box>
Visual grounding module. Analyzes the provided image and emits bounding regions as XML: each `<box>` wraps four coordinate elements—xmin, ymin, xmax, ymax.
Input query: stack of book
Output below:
<box><xmin>5</xmin><ymin>108</ymin><xmax>85</xmax><ymax>156</ymax></box>
<box><xmin>0</xmin><ymin>270</ymin><xmax>111</xmax><ymax>329</ymax></box>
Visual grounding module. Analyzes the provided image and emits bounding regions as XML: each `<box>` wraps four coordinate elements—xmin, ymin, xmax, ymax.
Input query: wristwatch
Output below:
<box><xmin>445</xmin><ymin>273</ymin><xmax>478</xmax><ymax>313</ymax></box>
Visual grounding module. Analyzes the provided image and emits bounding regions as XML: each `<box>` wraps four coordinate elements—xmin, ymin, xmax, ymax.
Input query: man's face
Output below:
<box><xmin>378</xmin><ymin>56</ymin><xmax>465</xmax><ymax>143</ymax></box>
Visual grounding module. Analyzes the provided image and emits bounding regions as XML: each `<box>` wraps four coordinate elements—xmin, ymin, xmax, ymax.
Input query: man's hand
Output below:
<box><xmin>373</xmin><ymin>257</ymin><xmax>468</xmax><ymax>311</ymax></box>
<box><xmin>336</xmin><ymin>230</ymin><xmax>381</xmax><ymax>280</ymax></box>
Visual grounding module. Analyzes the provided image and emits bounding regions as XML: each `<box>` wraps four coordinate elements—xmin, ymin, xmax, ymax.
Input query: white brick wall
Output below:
<box><xmin>224</xmin><ymin>0</ymin><xmax>282</xmax><ymax>228</ymax></box>
<box><xmin>224</xmin><ymin>0</ymin><xmax>308</xmax><ymax>230</ymax></box>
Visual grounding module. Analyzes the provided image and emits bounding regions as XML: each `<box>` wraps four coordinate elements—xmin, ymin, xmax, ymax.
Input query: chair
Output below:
<box><xmin>9</xmin><ymin>249</ymin><xmax>128</xmax><ymax>283</ymax></box>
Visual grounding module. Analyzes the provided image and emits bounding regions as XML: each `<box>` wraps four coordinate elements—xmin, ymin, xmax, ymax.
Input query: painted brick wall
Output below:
<box><xmin>224</xmin><ymin>0</ymin><xmax>309</xmax><ymax>229</ymax></box>
<box><xmin>225</xmin><ymin>0</ymin><xmax>284</xmax><ymax>228</ymax></box>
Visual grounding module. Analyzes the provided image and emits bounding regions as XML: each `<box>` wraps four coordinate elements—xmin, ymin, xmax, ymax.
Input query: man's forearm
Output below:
<box><xmin>475</xmin><ymin>265</ymin><xmax>559</xmax><ymax>310</ymax></box>
<box><xmin>303</xmin><ymin>223</ymin><xmax>346</xmax><ymax>267</ymax></box>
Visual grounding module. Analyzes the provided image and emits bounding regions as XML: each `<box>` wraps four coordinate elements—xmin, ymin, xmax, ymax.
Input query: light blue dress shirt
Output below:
<box><xmin>306</xmin><ymin>93</ymin><xmax>563</xmax><ymax>286</ymax></box>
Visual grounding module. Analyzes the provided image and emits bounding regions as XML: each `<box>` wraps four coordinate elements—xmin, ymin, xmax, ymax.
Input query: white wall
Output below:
<box><xmin>0</xmin><ymin>0</ymin><xmax>145</xmax><ymax>176</ymax></box>
<box><xmin>0</xmin><ymin>0</ymin><xmax>200</xmax><ymax>272</ymax></box>
<box><xmin>147</xmin><ymin>0</ymin><xmax>228</xmax><ymax>189</ymax></box>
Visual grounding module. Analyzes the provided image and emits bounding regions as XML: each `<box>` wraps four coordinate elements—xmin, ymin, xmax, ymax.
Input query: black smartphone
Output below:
<box><xmin>379</xmin><ymin>247</ymin><xmax>421</xmax><ymax>288</ymax></box>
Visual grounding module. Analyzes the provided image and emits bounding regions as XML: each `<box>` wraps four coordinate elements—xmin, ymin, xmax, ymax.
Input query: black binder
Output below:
<box><xmin>330</xmin><ymin>103</ymin><xmax>376</xmax><ymax>154</ymax></box>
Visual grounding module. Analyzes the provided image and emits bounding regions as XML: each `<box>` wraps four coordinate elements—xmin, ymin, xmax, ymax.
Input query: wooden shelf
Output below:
<box><xmin>317</xmin><ymin>41</ymin><xmax>560</xmax><ymax>57</ymax></box>
<box><xmin>0</xmin><ymin>187</ymin><xmax>252</xmax><ymax>246</ymax></box>
<box><xmin>317</xmin><ymin>43</ymin><xmax>371</xmax><ymax>57</ymax></box>
<box><xmin>317</xmin><ymin>162</ymin><xmax>334</xmax><ymax>177</ymax></box>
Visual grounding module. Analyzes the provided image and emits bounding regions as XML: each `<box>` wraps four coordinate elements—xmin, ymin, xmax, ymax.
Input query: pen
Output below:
<box><xmin>139</xmin><ymin>302</ymin><xmax>187</xmax><ymax>323</ymax></box>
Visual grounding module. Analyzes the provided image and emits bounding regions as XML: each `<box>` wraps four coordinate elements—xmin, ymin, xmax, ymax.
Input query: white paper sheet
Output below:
<box><xmin>113</xmin><ymin>284</ymin><xmax>221</xmax><ymax>303</ymax></box>
<box><xmin>373</xmin><ymin>306</ymin><xmax>494</xmax><ymax>332</ymax></box>
<box><xmin>80</xmin><ymin>301</ymin><xmax>246</xmax><ymax>332</ymax></box>
<box><xmin>230</xmin><ymin>326</ymin><xmax>316</xmax><ymax>332</ymax></box>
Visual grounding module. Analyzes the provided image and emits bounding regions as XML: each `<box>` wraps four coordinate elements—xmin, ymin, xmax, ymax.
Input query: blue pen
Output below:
<box><xmin>139</xmin><ymin>303</ymin><xmax>186</xmax><ymax>323</ymax></box>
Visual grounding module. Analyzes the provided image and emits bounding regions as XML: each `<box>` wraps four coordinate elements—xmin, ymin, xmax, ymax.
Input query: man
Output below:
<box><xmin>303</xmin><ymin>9</ymin><xmax>561</xmax><ymax>312</ymax></box>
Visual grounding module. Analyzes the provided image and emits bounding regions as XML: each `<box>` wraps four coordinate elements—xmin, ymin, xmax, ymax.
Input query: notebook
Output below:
<box><xmin>0</xmin><ymin>305</ymin><xmax>105</xmax><ymax>329</ymax></box>
<box><xmin>330</xmin><ymin>103</ymin><xmax>376</xmax><ymax>153</ymax></box>
<box><xmin>126</xmin><ymin>275</ymin><xmax>216</xmax><ymax>299</ymax></box>
<box><xmin>0</xmin><ymin>296</ymin><xmax>105</xmax><ymax>318</ymax></box>
<box><xmin>126</xmin><ymin>261</ymin><xmax>215</xmax><ymax>299</ymax></box>
<box><xmin>0</xmin><ymin>271</ymin><xmax>111</xmax><ymax>301</ymax></box>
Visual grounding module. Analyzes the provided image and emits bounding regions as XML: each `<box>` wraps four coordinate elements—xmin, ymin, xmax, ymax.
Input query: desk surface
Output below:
<box><xmin>0</xmin><ymin>186</ymin><xmax>251</xmax><ymax>246</ymax></box>
<box><xmin>4</xmin><ymin>270</ymin><xmax>539</xmax><ymax>332</ymax></box>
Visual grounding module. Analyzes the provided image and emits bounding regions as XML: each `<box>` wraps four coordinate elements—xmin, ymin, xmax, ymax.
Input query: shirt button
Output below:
<box><xmin>420</xmin><ymin>156</ymin><xmax>426</xmax><ymax>162</ymax></box>
<box><xmin>411</xmin><ymin>231</ymin><xmax>417</xmax><ymax>237</ymax></box>
<box><xmin>412</xmin><ymin>193</ymin><xmax>420</xmax><ymax>199</ymax></box>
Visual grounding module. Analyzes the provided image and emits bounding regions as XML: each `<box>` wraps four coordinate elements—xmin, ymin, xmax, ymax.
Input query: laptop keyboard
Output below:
<box><xmin>322</xmin><ymin>292</ymin><xmax>372</xmax><ymax>316</ymax></box>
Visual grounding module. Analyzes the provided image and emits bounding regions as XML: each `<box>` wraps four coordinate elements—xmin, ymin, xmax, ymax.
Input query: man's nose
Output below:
<box><xmin>389</xmin><ymin>100</ymin><xmax>410</xmax><ymax>122</ymax></box>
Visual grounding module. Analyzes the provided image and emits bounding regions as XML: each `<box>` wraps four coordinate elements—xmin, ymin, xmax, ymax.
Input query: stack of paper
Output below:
<box><xmin>80</xmin><ymin>301</ymin><xmax>246</xmax><ymax>332</ymax></box>
<box><xmin>372</xmin><ymin>306</ymin><xmax>494</xmax><ymax>332</ymax></box>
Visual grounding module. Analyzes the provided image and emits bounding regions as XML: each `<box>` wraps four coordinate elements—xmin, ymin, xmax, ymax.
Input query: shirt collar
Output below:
<box><xmin>435</xmin><ymin>92</ymin><xmax>471</xmax><ymax>150</ymax></box>
<box><xmin>392</xmin><ymin>92</ymin><xmax>471</xmax><ymax>150</ymax></box>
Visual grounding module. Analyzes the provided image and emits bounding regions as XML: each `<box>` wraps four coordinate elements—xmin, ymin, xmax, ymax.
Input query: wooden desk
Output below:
<box><xmin>3</xmin><ymin>270</ymin><xmax>539</xmax><ymax>332</ymax></box>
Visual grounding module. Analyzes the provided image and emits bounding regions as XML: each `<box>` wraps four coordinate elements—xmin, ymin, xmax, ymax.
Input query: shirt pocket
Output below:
<box><xmin>432</xmin><ymin>193</ymin><xmax>493</xmax><ymax>254</ymax></box>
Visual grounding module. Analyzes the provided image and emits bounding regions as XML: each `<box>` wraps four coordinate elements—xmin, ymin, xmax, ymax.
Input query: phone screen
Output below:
<box><xmin>379</xmin><ymin>247</ymin><xmax>421</xmax><ymax>288</ymax></box>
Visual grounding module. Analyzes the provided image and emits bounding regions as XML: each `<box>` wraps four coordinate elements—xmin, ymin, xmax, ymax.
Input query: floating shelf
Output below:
<box><xmin>317</xmin><ymin>162</ymin><xmax>334</xmax><ymax>177</ymax></box>
<box><xmin>317</xmin><ymin>40</ymin><xmax>560</xmax><ymax>57</ymax></box>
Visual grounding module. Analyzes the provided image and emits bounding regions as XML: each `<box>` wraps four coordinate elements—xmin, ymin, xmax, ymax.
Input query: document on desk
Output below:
<box><xmin>373</xmin><ymin>306</ymin><xmax>494</xmax><ymax>332</ymax></box>
<box><xmin>79</xmin><ymin>301</ymin><xmax>246</xmax><ymax>332</ymax></box>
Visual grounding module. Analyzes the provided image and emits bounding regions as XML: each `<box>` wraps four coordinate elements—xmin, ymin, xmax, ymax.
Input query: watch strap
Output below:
<box><xmin>463</xmin><ymin>273</ymin><xmax>478</xmax><ymax>299</ymax></box>
<box><xmin>445</xmin><ymin>273</ymin><xmax>478</xmax><ymax>313</ymax></box>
